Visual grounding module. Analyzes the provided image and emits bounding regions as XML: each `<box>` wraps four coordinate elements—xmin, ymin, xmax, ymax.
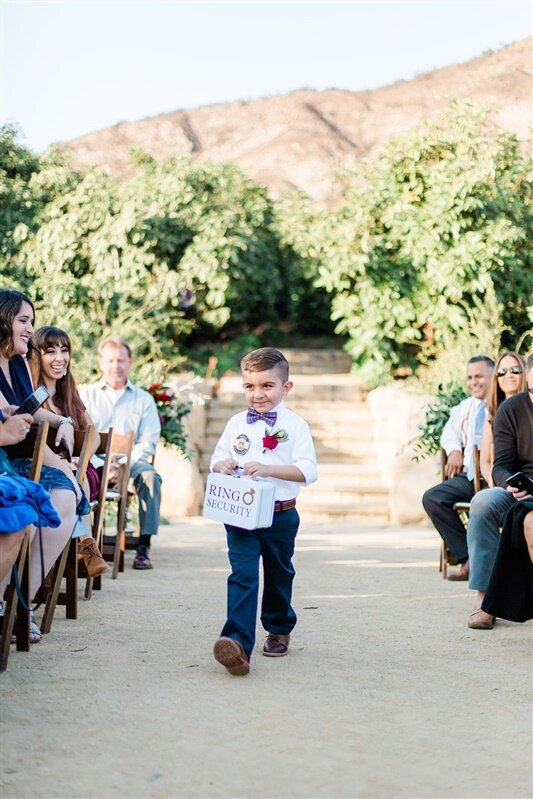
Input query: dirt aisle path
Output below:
<box><xmin>1</xmin><ymin>520</ymin><xmax>531</xmax><ymax>799</ymax></box>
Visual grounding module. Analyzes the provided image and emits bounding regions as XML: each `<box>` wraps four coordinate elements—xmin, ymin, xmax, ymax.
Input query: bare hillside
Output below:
<box><xmin>60</xmin><ymin>38</ymin><xmax>532</xmax><ymax>202</ymax></box>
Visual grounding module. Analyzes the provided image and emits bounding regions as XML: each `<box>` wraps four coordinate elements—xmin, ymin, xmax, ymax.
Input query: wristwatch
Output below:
<box><xmin>58</xmin><ymin>416</ymin><xmax>75</xmax><ymax>428</ymax></box>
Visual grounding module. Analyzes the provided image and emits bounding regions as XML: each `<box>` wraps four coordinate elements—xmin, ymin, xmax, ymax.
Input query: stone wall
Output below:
<box><xmin>156</xmin><ymin>376</ymin><xmax>213</xmax><ymax>521</ymax></box>
<box><xmin>367</xmin><ymin>385</ymin><xmax>440</xmax><ymax>525</ymax></box>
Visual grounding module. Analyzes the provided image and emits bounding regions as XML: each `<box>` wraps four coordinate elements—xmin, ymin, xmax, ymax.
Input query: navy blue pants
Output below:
<box><xmin>221</xmin><ymin>508</ymin><xmax>300</xmax><ymax>659</ymax></box>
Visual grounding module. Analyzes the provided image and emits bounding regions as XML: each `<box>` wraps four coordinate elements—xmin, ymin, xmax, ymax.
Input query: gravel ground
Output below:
<box><xmin>1</xmin><ymin>519</ymin><xmax>531</xmax><ymax>799</ymax></box>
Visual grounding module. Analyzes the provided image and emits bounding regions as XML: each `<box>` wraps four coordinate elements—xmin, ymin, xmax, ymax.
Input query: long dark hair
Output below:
<box><xmin>487</xmin><ymin>350</ymin><xmax>526</xmax><ymax>423</ymax></box>
<box><xmin>31</xmin><ymin>326</ymin><xmax>86</xmax><ymax>429</ymax></box>
<box><xmin>0</xmin><ymin>289</ymin><xmax>35</xmax><ymax>359</ymax></box>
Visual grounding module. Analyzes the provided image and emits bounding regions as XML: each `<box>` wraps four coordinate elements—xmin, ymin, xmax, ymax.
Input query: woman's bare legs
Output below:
<box><xmin>43</xmin><ymin>447</ymin><xmax>83</xmax><ymax>503</ymax></box>
<box><xmin>29</xmin><ymin>488</ymin><xmax>76</xmax><ymax>598</ymax></box>
<box><xmin>0</xmin><ymin>529</ymin><xmax>27</xmax><ymax>590</ymax></box>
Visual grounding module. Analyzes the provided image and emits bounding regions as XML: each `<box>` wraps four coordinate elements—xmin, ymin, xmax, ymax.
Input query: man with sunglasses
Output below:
<box><xmin>422</xmin><ymin>355</ymin><xmax>494</xmax><ymax>580</ymax></box>
<box><xmin>466</xmin><ymin>353</ymin><xmax>533</xmax><ymax>629</ymax></box>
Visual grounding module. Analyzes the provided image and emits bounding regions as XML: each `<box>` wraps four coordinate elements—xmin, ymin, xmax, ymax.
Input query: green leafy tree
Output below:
<box><xmin>17</xmin><ymin>151</ymin><xmax>321</xmax><ymax>380</ymax></box>
<box><xmin>0</xmin><ymin>125</ymin><xmax>80</xmax><ymax>288</ymax></box>
<box><xmin>277</xmin><ymin>102</ymin><xmax>532</xmax><ymax>383</ymax></box>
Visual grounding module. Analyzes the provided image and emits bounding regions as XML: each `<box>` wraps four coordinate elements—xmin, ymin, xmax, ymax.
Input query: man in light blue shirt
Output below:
<box><xmin>422</xmin><ymin>355</ymin><xmax>494</xmax><ymax>580</ymax></box>
<box><xmin>80</xmin><ymin>337</ymin><xmax>162</xmax><ymax>570</ymax></box>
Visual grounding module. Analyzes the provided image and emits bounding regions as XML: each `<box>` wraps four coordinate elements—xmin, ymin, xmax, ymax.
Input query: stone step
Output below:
<box><xmin>206</xmin><ymin>403</ymin><xmax>372</xmax><ymax>426</ymax></box>
<box><xmin>217</xmin><ymin>374</ymin><xmax>367</xmax><ymax>402</ymax></box>
<box><xmin>276</xmin><ymin>349</ymin><xmax>352</xmax><ymax>374</ymax></box>
<box><xmin>202</xmin><ymin>431</ymin><xmax>376</xmax><ymax>454</ymax></box>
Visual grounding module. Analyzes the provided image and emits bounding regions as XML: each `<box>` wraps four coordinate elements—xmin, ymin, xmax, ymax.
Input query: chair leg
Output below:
<box><xmin>14</xmin><ymin>536</ymin><xmax>31</xmax><ymax>652</ymax></box>
<box><xmin>442</xmin><ymin>541</ymin><xmax>448</xmax><ymax>580</ymax></box>
<box><xmin>0</xmin><ymin>532</ymin><xmax>30</xmax><ymax>671</ymax></box>
<box><xmin>112</xmin><ymin>498</ymin><xmax>127</xmax><ymax>579</ymax></box>
<box><xmin>64</xmin><ymin>539</ymin><xmax>78</xmax><ymax>620</ymax></box>
<box><xmin>40</xmin><ymin>539</ymin><xmax>70</xmax><ymax>634</ymax></box>
<box><xmin>112</xmin><ymin>529</ymin><xmax>125</xmax><ymax>579</ymax></box>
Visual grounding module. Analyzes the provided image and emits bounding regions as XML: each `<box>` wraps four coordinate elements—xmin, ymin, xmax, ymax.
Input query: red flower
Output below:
<box><xmin>262</xmin><ymin>435</ymin><xmax>279</xmax><ymax>451</ymax></box>
<box><xmin>148</xmin><ymin>382</ymin><xmax>163</xmax><ymax>392</ymax></box>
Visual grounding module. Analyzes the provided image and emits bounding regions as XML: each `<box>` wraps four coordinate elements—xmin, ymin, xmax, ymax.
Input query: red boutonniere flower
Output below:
<box><xmin>262</xmin><ymin>427</ymin><xmax>289</xmax><ymax>453</ymax></box>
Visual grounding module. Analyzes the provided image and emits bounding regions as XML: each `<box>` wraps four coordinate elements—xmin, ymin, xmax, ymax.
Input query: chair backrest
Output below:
<box><xmin>472</xmin><ymin>444</ymin><xmax>482</xmax><ymax>494</ymax></box>
<box><xmin>93</xmin><ymin>430</ymin><xmax>114</xmax><ymax>508</ymax></box>
<box><xmin>4</xmin><ymin>420</ymin><xmax>49</xmax><ymax>481</ymax></box>
<box><xmin>440</xmin><ymin>445</ymin><xmax>483</xmax><ymax>493</ymax></box>
<box><xmin>73</xmin><ymin>426</ymin><xmax>96</xmax><ymax>485</ymax></box>
<box><xmin>109</xmin><ymin>431</ymin><xmax>135</xmax><ymax>489</ymax></box>
<box><xmin>109</xmin><ymin>431</ymin><xmax>135</xmax><ymax>461</ymax></box>
<box><xmin>29</xmin><ymin>421</ymin><xmax>49</xmax><ymax>482</ymax></box>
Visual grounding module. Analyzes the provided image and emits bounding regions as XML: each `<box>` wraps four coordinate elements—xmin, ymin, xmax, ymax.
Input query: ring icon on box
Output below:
<box><xmin>242</xmin><ymin>489</ymin><xmax>255</xmax><ymax>505</ymax></box>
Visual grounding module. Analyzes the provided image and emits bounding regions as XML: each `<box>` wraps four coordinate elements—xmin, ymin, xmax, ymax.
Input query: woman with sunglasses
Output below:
<box><xmin>467</xmin><ymin>350</ymin><xmax>527</xmax><ymax>629</ymax></box>
<box><xmin>479</xmin><ymin>352</ymin><xmax>526</xmax><ymax>486</ymax></box>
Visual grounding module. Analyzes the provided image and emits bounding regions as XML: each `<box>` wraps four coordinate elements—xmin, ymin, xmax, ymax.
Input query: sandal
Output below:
<box><xmin>29</xmin><ymin>614</ymin><xmax>42</xmax><ymax>643</ymax></box>
<box><xmin>468</xmin><ymin>608</ymin><xmax>495</xmax><ymax>630</ymax></box>
<box><xmin>11</xmin><ymin>613</ymin><xmax>43</xmax><ymax>644</ymax></box>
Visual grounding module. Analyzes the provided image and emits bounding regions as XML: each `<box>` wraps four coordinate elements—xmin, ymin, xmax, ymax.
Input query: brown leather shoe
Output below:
<box><xmin>133</xmin><ymin>545</ymin><xmax>153</xmax><ymax>570</ymax></box>
<box><xmin>447</xmin><ymin>560</ymin><xmax>469</xmax><ymax>581</ymax></box>
<box><xmin>79</xmin><ymin>538</ymin><xmax>109</xmax><ymax>578</ymax></box>
<box><xmin>213</xmin><ymin>637</ymin><xmax>250</xmax><ymax>676</ymax></box>
<box><xmin>263</xmin><ymin>633</ymin><xmax>290</xmax><ymax>657</ymax></box>
<box><xmin>468</xmin><ymin>608</ymin><xmax>495</xmax><ymax>629</ymax></box>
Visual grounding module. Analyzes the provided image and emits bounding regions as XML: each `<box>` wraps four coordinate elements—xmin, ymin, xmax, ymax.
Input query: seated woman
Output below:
<box><xmin>467</xmin><ymin>351</ymin><xmax>526</xmax><ymax>629</ymax></box>
<box><xmin>31</xmin><ymin>325</ymin><xmax>108</xmax><ymax>578</ymax></box>
<box><xmin>482</xmin><ymin>499</ymin><xmax>533</xmax><ymax>624</ymax></box>
<box><xmin>0</xmin><ymin>412</ymin><xmax>38</xmax><ymax>586</ymax></box>
<box><xmin>0</xmin><ymin>289</ymin><xmax>89</xmax><ymax>641</ymax></box>
<box><xmin>479</xmin><ymin>351</ymin><xmax>526</xmax><ymax>486</ymax></box>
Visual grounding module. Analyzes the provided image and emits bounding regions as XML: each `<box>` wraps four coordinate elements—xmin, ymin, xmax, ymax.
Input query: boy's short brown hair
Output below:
<box><xmin>240</xmin><ymin>347</ymin><xmax>289</xmax><ymax>383</ymax></box>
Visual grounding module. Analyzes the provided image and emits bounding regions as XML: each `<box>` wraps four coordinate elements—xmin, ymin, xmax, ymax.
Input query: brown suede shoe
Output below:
<box><xmin>263</xmin><ymin>633</ymin><xmax>290</xmax><ymax>657</ymax></box>
<box><xmin>213</xmin><ymin>637</ymin><xmax>250</xmax><ymax>676</ymax></box>
<box><xmin>468</xmin><ymin>608</ymin><xmax>495</xmax><ymax>629</ymax></box>
<box><xmin>447</xmin><ymin>560</ymin><xmax>469</xmax><ymax>581</ymax></box>
<box><xmin>79</xmin><ymin>538</ymin><xmax>109</xmax><ymax>578</ymax></box>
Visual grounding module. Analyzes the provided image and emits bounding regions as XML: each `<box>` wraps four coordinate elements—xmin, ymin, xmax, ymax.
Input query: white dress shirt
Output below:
<box><xmin>440</xmin><ymin>395</ymin><xmax>485</xmax><ymax>475</ymax></box>
<box><xmin>210</xmin><ymin>401</ymin><xmax>317</xmax><ymax>501</ymax></box>
<box><xmin>79</xmin><ymin>378</ymin><xmax>161</xmax><ymax>465</ymax></box>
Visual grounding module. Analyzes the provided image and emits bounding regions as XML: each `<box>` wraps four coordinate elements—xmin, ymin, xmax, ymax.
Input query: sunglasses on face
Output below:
<box><xmin>496</xmin><ymin>366</ymin><xmax>522</xmax><ymax>377</ymax></box>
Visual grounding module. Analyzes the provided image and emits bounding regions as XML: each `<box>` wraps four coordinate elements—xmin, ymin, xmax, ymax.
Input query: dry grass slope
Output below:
<box><xmin>59</xmin><ymin>38</ymin><xmax>532</xmax><ymax>202</ymax></box>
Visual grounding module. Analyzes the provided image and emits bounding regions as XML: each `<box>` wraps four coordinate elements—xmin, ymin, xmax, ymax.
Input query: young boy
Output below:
<box><xmin>211</xmin><ymin>347</ymin><xmax>317</xmax><ymax>676</ymax></box>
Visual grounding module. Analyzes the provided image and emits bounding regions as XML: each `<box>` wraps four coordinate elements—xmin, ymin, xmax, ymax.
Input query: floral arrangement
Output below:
<box><xmin>262</xmin><ymin>427</ymin><xmax>289</xmax><ymax>453</ymax></box>
<box><xmin>145</xmin><ymin>380</ymin><xmax>203</xmax><ymax>458</ymax></box>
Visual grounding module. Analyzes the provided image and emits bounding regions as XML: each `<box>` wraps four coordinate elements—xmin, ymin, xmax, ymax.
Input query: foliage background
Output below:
<box><xmin>1</xmin><ymin>102</ymin><xmax>531</xmax><ymax>387</ymax></box>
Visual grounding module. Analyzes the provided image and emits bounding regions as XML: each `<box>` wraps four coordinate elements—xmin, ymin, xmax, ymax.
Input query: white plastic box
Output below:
<box><xmin>203</xmin><ymin>472</ymin><xmax>275</xmax><ymax>530</ymax></box>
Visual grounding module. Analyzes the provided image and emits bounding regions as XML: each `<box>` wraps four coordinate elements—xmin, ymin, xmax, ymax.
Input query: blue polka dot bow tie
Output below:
<box><xmin>246</xmin><ymin>409</ymin><xmax>277</xmax><ymax>426</ymax></box>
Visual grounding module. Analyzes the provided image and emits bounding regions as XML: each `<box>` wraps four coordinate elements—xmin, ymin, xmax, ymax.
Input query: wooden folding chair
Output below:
<box><xmin>40</xmin><ymin>425</ymin><xmax>96</xmax><ymax>633</ymax></box>
<box><xmin>439</xmin><ymin>445</ymin><xmax>483</xmax><ymax>579</ymax></box>
<box><xmin>101</xmin><ymin>431</ymin><xmax>134</xmax><ymax>579</ymax></box>
<box><xmin>0</xmin><ymin>420</ymin><xmax>48</xmax><ymax>671</ymax></box>
<box><xmin>123</xmin><ymin>451</ymin><xmax>156</xmax><ymax>553</ymax></box>
<box><xmin>84</xmin><ymin>429</ymin><xmax>114</xmax><ymax>600</ymax></box>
